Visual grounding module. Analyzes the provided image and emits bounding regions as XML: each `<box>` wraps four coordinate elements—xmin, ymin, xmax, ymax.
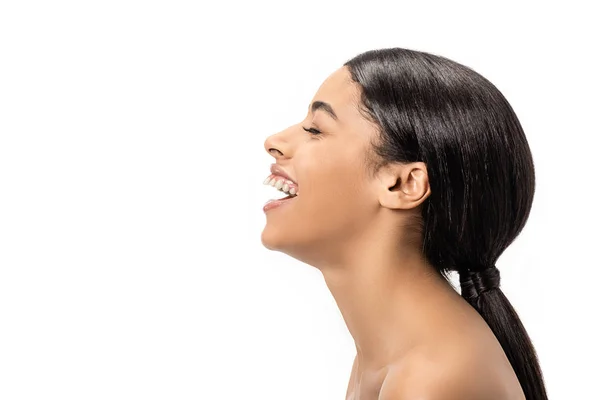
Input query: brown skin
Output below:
<box><xmin>262</xmin><ymin>67</ymin><xmax>525</xmax><ymax>400</ymax></box>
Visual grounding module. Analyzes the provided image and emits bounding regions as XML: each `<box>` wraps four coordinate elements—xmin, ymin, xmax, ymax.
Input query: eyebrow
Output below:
<box><xmin>309</xmin><ymin>101</ymin><xmax>338</xmax><ymax>121</ymax></box>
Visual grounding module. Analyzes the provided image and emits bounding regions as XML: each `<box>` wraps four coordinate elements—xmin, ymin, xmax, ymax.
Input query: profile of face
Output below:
<box><xmin>261</xmin><ymin>67</ymin><xmax>429</xmax><ymax>267</ymax></box>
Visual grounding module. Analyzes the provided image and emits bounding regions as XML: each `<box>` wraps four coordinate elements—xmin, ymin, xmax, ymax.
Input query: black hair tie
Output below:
<box><xmin>459</xmin><ymin>266</ymin><xmax>500</xmax><ymax>300</ymax></box>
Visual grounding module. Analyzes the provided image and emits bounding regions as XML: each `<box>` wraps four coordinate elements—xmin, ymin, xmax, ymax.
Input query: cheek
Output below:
<box><xmin>304</xmin><ymin>140</ymin><xmax>369</xmax><ymax>197</ymax></box>
<box><xmin>298</xmin><ymin>153</ymin><xmax>371</xmax><ymax>221</ymax></box>
<box><xmin>285</xmin><ymin>138</ymin><xmax>375</xmax><ymax>232</ymax></box>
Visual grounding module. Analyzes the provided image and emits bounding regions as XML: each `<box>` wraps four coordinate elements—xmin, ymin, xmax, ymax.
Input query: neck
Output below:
<box><xmin>318</xmin><ymin>236</ymin><xmax>460</xmax><ymax>372</ymax></box>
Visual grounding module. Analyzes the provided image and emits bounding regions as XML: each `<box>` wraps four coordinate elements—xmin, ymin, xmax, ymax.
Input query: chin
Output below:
<box><xmin>260</xmin><ymin>226</ymin><xmax>286</xmax><ymax>251</ymax></box>
<box><xmin>261</xmin><ymin>225</ymin><xmax>309</xmax><ymax>257</ymax></box>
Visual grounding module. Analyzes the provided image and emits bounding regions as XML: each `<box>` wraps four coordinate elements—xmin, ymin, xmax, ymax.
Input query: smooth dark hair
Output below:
<box><xmin>344</xmin><ymin>48</ymin><xmax>547</xmax><ymax>400</ymax></box>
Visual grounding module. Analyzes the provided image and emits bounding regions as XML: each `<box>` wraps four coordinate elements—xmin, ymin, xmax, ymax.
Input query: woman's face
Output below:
<box><xmin>261</xmin><ymin>66</ymin><xmax>384</xmax><ymax>264</ymax></box>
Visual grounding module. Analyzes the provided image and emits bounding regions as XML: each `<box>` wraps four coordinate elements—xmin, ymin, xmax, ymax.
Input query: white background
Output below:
<box><xmin>1</xmin><ymin>1</ymin><xmax>598</xmax><ymax>399</ymax></box>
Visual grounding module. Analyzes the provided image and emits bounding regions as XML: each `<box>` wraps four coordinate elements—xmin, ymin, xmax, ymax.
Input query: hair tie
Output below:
<box><xmin>459</xmin><ymin>266</ymin><xmax>500</xmax><ymax>300</ymax></box>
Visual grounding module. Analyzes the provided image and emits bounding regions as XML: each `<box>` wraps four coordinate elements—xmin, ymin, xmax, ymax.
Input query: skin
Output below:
<box><xmin>262</xmin><ymin>66</ymin><xmax>526</xmax><ymax>400</ymax></box>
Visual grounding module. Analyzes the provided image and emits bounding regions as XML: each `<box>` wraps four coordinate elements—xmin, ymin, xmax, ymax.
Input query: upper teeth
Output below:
<box><xmin>263</xmin><ymin>175</ymin><xmax>298</xmax><ymax>196</ymax></box>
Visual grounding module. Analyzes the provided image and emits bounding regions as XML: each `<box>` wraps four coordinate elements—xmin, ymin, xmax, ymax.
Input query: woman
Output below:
<box><xmin>261</xmin><ymin>48</ymin><xmax>547</xmax><ymax>400</ymax></box>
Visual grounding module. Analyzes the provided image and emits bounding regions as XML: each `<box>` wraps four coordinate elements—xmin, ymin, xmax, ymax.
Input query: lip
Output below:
<box><xmin>263</xmin><ymin>194</ymin><xmax>296</xmax><ymax>213</ymax></box>
<box><xmin>270</xmin><ymin>164</ymin><xmax>297</xmax><ymax>184</ymax></box>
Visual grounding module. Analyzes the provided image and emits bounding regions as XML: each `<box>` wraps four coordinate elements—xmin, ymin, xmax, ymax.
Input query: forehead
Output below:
<box><xmin>310</xmin><ymin>67</ymin><xmax>362</xmax><ymax>124</ymax></box>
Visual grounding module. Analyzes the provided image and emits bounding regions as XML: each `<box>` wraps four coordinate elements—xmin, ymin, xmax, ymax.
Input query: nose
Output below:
<box><xmin>264</xmin><ymin>125</ymin><xmax>296</xmax><ymax>159</ymax></box>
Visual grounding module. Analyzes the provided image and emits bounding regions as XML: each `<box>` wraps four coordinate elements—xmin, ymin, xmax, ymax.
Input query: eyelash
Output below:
<box><xmin>302</xmin><ymin>126</ymin><xmax>322</xmax><ymax>136</ymax></box>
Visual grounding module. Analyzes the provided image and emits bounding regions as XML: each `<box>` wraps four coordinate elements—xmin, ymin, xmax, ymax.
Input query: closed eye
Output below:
<box><xmin>302</xmin><ymin>126</ymin><xmax>322</xmax><ymax>135</ymax></box>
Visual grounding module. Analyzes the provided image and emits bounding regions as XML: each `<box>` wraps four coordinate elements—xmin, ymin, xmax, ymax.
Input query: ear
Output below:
<box><xmin>377</xmin><ymin>162</ymin><xmax>431</xmax><ymax>210</ymax></box>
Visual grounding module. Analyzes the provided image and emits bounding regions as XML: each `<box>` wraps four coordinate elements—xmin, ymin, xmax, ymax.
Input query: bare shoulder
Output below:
<box><xmin>377</xmin><ymin>345</ymin><xmax>524</xmax><ymax>400</ymax></box>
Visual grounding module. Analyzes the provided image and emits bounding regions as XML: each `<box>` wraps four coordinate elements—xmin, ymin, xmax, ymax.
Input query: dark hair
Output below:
<box><xmin>343</xmin><ymin>48</ymin><xmax>547</xmax><ymax>400</ymax></box>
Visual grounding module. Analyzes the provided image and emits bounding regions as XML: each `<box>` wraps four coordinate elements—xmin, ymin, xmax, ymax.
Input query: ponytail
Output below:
<box><xmin>460</xmin><ymin>268</ymin><xmax>548</xmax><ymax>400</ymax></box>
